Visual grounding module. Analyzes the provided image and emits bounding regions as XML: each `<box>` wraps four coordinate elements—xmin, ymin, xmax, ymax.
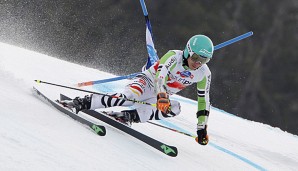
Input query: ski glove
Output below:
<box><xmin>196</xmin><ymin>126</ymin><xmax>209</xmax><ymax>145</ymax></box>
<box><xmin>156</xmin><ymin>92</ymin><xmax>171</xmax><ymax>114</ymax></box>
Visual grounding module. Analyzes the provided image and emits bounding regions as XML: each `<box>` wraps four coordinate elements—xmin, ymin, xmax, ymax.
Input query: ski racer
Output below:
<box><xmin>63</xmin><ymin>35</ymin><xmax>213</xmax><ymax>145</ymax></box>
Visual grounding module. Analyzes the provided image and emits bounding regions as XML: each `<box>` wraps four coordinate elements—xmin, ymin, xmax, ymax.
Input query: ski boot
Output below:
<box><xmin>60</xmin><ymin>95</ymin><xmax>92</xmax><ymax>114</ymax></box>
<box><xmin>104</xmin><ymin>110</ymin><xmax>140</xmax><ymax>126</ymax></box>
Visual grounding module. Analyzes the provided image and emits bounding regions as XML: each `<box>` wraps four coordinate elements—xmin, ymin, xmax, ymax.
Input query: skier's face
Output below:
<box><xmin>188</xmin><ymin>56</ymin><xmax>202</xmax><ymax>70</ymax></box>
<box><xmin>187</xmin><ymin>53</ymin><xmax>210</xmax><ymax>70</ymax></box>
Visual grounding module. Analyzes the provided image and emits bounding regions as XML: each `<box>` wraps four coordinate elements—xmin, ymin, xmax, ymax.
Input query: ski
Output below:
<box><xmin>82</xmin><ymin>109</ymin><xmax>178</xmax><ymax>157</ymax></box>
<box><xmin>33</xmin><ymin>87</ymin><xmax>177</xmax><ymax>156</ymax></box>
<box><xmin>32</xmin><ymin>87</ymin><xmax>106</xmax><ymax>136</ymax></box>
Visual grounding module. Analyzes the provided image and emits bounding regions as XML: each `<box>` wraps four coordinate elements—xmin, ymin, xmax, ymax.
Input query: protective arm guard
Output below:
<box><xmin>196</xmin><ymin>73</ymin><xmax>211</xmax><ymax>129</ymax></box>
<box><xmin>154</xmin><ymin>51</ymin><xmax>177</xmax><ymax>94</ymax></box>
<box><xmin>196</xmin><ymin>110</ymin><xmax>209</xmax><ymax>130</ymax></box>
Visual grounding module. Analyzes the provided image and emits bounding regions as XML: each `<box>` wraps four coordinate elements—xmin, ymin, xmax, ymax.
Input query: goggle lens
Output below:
<box><xmin>190</xmin><ymin>53</ymin><xmax>210</xmax><ymax>64</ymax></box>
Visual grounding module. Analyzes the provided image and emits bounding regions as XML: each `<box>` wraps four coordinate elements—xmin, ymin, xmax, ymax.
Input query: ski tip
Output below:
<box><xmin>99</xmin><ymin>126</ymin><xmax>106</xmax><ymax>136</ymax></box>
<box><xmin>160</xmin><ymin>144</ymin><xmax>178</xmax><ymax>157</ymax></box>
<box><xmin>91</xmin><ymin>124</ymin><xmax>106</xmax><ymax>136</ymax></box>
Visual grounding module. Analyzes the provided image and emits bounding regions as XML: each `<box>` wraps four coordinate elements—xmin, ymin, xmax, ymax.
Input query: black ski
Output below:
<box><xmin>33</xmin><ymin>87</ymin><xmax>106</xmax><ymax>136</ymax></box>
<box><xmin>83</xmin><ymin>109</ymin><xmax>178</xmax><ymax>157</ymax></box>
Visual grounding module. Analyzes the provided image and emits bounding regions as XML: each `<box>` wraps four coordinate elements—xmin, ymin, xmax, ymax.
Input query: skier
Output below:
<box><xmin>63</xmin><ymin>35</ymin><xmax>213</xmax><ymax>145</ymax></box>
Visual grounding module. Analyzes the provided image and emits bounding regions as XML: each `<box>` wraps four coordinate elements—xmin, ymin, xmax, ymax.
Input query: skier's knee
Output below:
<box><xmin>170</xmin><ymin>100</ymin><xmax>181</xmax><ymax>116</ymax></box>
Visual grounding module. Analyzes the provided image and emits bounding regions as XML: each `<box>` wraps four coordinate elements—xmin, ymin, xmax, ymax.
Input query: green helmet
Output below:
<box><xmin>183</xmin><ymin>35</ymin><xmax>214</xmax><ymax>64</ymax></box>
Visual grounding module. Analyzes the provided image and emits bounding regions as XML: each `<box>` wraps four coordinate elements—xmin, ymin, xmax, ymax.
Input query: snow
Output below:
<box><xmin>0</xmin><ymin>42</ymin><xmax>298</xmax><ymax>171</ymax></box>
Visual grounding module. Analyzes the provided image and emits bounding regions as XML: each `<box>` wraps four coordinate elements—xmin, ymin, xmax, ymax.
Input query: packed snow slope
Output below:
<box><xmin>1</xmin><ymin>42</ymin><xmax>298</xmax><ymax>171</ymax></box>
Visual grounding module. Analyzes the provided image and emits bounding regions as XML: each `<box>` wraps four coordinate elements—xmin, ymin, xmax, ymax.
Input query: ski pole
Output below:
<box><xmin>34</xmin><ymin>80</ymin><xmax>156</xmax><ymax>107</ymax></box>
<box><xmin>147</xmin><ymin>121</ymin><xmax>196</xmax><ymax>138</ymax></box>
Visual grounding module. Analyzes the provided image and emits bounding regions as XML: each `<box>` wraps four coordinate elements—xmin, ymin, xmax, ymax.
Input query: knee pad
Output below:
<box><xmin>170</xmin><ymin>100</ymin><xmax>181</xmax><ymax>116</ymax></box>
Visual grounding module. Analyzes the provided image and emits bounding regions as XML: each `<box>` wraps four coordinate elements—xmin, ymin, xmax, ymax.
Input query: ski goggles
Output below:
<box><xmin>190</xmin><ymin>53</ymin><xmax>210</xmax><ymax>64</ymax></box>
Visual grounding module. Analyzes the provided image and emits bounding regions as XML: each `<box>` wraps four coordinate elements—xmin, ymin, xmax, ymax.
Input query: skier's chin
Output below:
<box><xmin>190</xmin><ymin>64</ymin><xmax>200</xmax><ymax>70</ymax></box>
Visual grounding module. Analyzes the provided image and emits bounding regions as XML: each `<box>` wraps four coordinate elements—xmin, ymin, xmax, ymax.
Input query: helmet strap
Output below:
<box><xmin>182</xmin><ymin>57</ymin><xmax>189</xmax><ymax>68</ymax></box>
<box><xmin>183</xmin><ymin>49</ymin><xmax>189</xmax><ymax>58</ymax></box>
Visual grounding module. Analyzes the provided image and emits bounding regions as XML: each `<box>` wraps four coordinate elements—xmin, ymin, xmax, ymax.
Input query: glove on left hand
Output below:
<box><xmin>156</xmin><ymin>92</ymin><xmax>171</xmax><ymax>114</ymax></box>
<box><xmin>195</xmin><ymin>126</ymin><xmax>209</xmax><ymax>145</ymax></box>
